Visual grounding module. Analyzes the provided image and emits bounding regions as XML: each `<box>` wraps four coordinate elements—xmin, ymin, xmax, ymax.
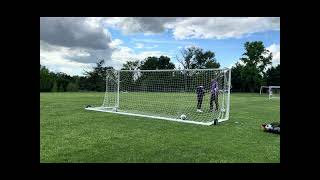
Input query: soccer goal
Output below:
<box><xmin>260</xmin><ymin>86</ymin><xmax>280</xmax><ymax>99</ymax></box>
<box><xmin>85</xmin><ymin>68</ymin><xmax>231</xmax><ymax>126</ymax></box>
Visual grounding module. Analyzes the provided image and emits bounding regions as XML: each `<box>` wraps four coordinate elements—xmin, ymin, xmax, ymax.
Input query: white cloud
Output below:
<box><xmin>40</xmin><ymin>17</ymin><xmax>114</xmax><ymax>75</ymax></box>
<box><xmin>228</xmin><ymin>63</ymin><xmax>234</xmax><ymax>69</ymax></box>
<box><xmin>111</xmin><ymin>46</ymin><xmax>137</xmax><ymax>65</ymax></box>
<box><xmin>102</xmin><ymin>17</ymin><xmax>279</xmax><ymax>40</ymax></box>
<box><xmin>135</xmin><ymin>43</ymin><xmax>144</xmax><ymax>49</ymax></box>
<box><xmin>111</xmin><ymin>46</ymin><xmax>171</xmax><ymax>69</ymax></box>
<box><xmin>40</xmin><ymin>42</ymin><xmax>93</xmax><ymax>76</ymax></box>
<box><xmin>134</xmin><ymin>43</ymin><xmax>158</xmax><ymax>49</ymax></box>
<box><xmin>40</xmin><ymin>17</ymin><xmax>280</xmax><ymax>75</ymax></box>
<box><xmin>167</xmin><ymin>17</ymin><xmax>280</xmax><ymax>40</ymax></box>
<box><xmin>145</xmin><ymin>45</ymin><xmax>158</xmax><ymax>49</ymax></box>
<box><xmin>40</xmin><ymin>17</ymin><xmax>175</xmax><ymax>75</ymax></box>
<box><xmin>40</xmin><ymin>37</ymin><xmax>170</xmax><ymax>75</ymax></box>
<box><xmin>266</xmin><ymin>43</ymin><xmax>280</xmax><ymax>66</ymax></box>
<box><xmin>102</xmin><ymin>17</ymin><xmax>124</xmax><ymax>26</ymax></box>
<box><xmin>84</xmin><ymin>17</ymin><xmax>103</xmax><ymax>29</ymax></box>
<box><xmin>132</xmin><ymin>38</ymin><xmax>193</xmax><ymax>45</ymax></box>
<box><xmin>109</xmin><ymin>39</ymin><xmax>123</xmax><ymax>48</ymax></box>
<box><xmin>136</xmin><ymin>51</ymin><xmax>166</xmax><ymax>59</ymax></box>
<box><xmin>183</xmin><ymin>44</ymin><xmax>200</xmax><ymax>50</ymax></box>
<box><xmin>103</xmin><ymin>17</ymin><xmax>177</xmax><ymax>34</ymax></box>
<box><xmin>174</xmin><ymin>62</ymin><xmax>182</xmax><ymax>69</ymax></box>
<box><xmin>40</xmin><ymin>17</ymin><xmax>112</xmax><ymax>50</ymax></box>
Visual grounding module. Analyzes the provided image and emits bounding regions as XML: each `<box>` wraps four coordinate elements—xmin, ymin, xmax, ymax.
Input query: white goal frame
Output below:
<box><xmin>260</xmin><ymin>86</ymin><xmax>280</xmax><ymax>100</ymax></box>
<box><xmin>85</xmin><ymin>68</ymin><xmax>231</xmax><ymax>126</ymax></box>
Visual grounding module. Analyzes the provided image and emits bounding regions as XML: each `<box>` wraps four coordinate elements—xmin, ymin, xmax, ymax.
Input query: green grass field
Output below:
<box><xmin>40</xmin><ymin>92</ymin><xmax>280</xmax><ymax>163</ymax></box>
<box><xmin>97</xmin><ymin>91</ymin><xmax>228</xmax><ymax>122</ymax></box>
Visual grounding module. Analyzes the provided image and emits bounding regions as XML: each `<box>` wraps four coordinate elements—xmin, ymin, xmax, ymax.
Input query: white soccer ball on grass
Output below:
<box><xmin>180</xmin><ymin>114</ymin><xmax>187</xmax><ymax>120</ymax></box>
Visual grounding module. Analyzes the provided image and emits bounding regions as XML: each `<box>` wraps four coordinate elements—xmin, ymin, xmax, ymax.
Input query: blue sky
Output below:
<box><xmin>40</xmin><ymin>17</ymin><xmax>280</xmax><ymax>76</ymax></box>
<box><xmin>115</xmin><ymin>29</ymin><xmax>280</xmax><ymax>68</ymax></box>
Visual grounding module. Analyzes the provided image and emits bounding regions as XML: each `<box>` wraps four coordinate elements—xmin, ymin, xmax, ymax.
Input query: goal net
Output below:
<box><xmin>260</xmin><ymin>86</ymin><xmax>280</xmax><ymax>99</ymax></box>
<box><xmin>85</xmin><ymin>68</ymin><xmax>231</xmax><ymax>126</ymax></box>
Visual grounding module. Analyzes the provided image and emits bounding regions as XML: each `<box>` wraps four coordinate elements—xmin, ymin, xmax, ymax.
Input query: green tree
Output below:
<box><xmin>122</xmin><ymin>60</ymin><xmax>140</xmax><ymax>70</ymax></box>
<box><xmin>58</xmin><ymin>84</ymin><xmax>64</xmax><ymax>92</ymax></box>
<box><xmin>240</xmin><ymin>41</ymin><xmax>272</xmax><ymax>72</ymax></box>
<box><xmin>241</xmin><ymin>65</ymin><xmax>263</xmax><ymax>92</ymax></box>
<box><xmin>140</xmin><ymin>56</ymin><xmax>175</xmax><ymax>70</ymax></box>
<box><xmin>73</xmin><ymin>76</ymin><xmax>81</xmax><ymax>91</ymax></box>
<box><xmin>84</xmin><ymin>59</ymin><xmax>114</xmax><ymax>91</ymax></box>
<box><xmin>231</xmin><ymin>62</ymin><xmax>245</xmax><ymax>92</ymax></box>
<box><xmin>66</xmin><ymin>82</ymin><xmax>79</xmax><ymax>92</ymax></box>
<box><xmin>176</xmin><ymin>46</ymin><xmax>220</xmax><ymax>69</ymax></box>
<box><xmin>265</xmin><ymin>64</ymin><xmax>280</xmax><ymax>86</ymax></box>
<box><xmin>79</xmin><ymin>76</ymin><xmax>90</xmax><ymax>91</ymax></box>
<box><xmin>51</xmin><ymin>81</ymin><xmax>58</xmax><ymax>92</ymax></box>
<box><xmin>40</xmin><ymin>64</ymin><xmax>54</xmax><ymax>92</ymax></box>
<box><xmin>205</xmin><ymin>60</ymin><xmax>220</xmax><ymax>69</ymax></box>
<box><xmin>158</xmin><ymin>56</ymin><xmax>175</xmax><ymax>69</ymax></box>
<box><xmin>40</xmin><ymin>64</ymin><xmax>90</xmax><ymax>92</ymax></box>
<box><xmin>239</xmin><ymin>41</ymin><xmax>273</xmax><ymax>92</ymax></box>
<box><xmin>176</xmin><ymin>46</ymin><xmax>199</xmax><ymax>69</ymax></box>
<box><xmin>136</xmin><ymin>56</ymin><xmax>176</xmax><ymax>92</ymax></box>
<box><xmin>140</xmin><ymin>57</ymin><xmax>159</xmax><ymax>70</ymax></box>
<box><xmin>55</xmin><ymin>72</ymin><xmax>72</xmax><ymax>92</ymax></box>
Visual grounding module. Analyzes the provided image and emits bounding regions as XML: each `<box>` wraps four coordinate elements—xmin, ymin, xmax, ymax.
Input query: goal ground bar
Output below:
<box><xmin>85</xmin><ymin>107</ymin><xmax>228</xmax><ymax>126</ymax></box>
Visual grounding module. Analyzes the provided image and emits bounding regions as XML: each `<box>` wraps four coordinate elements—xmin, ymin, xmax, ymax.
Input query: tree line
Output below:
<box><xmin>231</xmin><ymin>41</ymin><xmax>280</xmax><ymax>92</ymax></box>
<box><xmin>40</xmin><ymin>41</ymin><xmax>279</xmax><ymax>93</ymax></box>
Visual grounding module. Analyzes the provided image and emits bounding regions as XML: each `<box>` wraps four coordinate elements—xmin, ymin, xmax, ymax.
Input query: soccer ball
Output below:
<box><xmin>180</xmin><ymin>114</ymin><xmax>187</xmax><ymax>120</ymax></box>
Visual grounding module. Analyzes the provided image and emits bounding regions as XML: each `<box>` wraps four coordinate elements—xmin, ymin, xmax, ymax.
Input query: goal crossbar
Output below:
<box><xmin>119</xmin><ymin>68</ymin><xmax>230</xmax><ymax>72</ymax></box>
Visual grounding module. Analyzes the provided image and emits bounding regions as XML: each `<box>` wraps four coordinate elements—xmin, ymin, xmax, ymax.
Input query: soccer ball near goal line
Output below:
<box><xmin>180</xmin><ymin>114</ymin><xmax>187</xmax><ymax>120</ymax></box>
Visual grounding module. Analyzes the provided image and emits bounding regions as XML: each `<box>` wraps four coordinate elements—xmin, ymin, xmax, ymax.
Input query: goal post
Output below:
<box><xmin>260</xmin><ymin>86</ymin><xmax>280</xmax><ymax>99</ymax></box>
<box><xmin>260</xmin><ymin>86</ymin><xmax>269</xmax><ymax>94</ymax></box>
<box><xmin>85</xmin><ymin>68</ymin><xmax>231</xmax><ymax>126</ymax></box>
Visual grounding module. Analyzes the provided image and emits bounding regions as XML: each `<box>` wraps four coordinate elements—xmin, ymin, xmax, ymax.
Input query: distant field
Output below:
<box><xmin>40</xmin><ymin>92</ymin><xmax>280</xmax><ymax>163</ymax></box>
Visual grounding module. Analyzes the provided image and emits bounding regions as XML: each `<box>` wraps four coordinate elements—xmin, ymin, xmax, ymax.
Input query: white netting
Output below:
<box><xmin>90</xmin><ymin>69</ymin><xmax>231</xmax><ymax>124</ymax></box>
<box><xmin>260</xmin><ymin>86</ymin><xmax>280</xmax><ymax>99</ymax></box>
<box><xmin>268</xmin><ymin>86</ymin><xmax>280</xmax><ymax>99</ymax></box>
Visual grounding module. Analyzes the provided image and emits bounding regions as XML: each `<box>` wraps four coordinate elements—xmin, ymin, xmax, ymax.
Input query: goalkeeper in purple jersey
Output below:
<box><xmin>210</xmin><ymin>79</ymin><xmax>219</xmax><ymax>111</ymax></box>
